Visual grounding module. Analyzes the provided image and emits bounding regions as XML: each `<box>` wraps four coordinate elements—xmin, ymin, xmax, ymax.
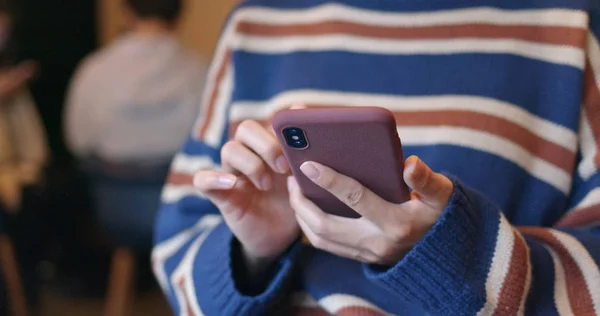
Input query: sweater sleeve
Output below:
<box><xmin>363</xmin><ymin>12</ymin><xmax>600</xmax><ymax>316</ymax></box>
<box><xmin>151</xmin><ymin>8</ymin><xmax>301</xmax><ymax>316</ymax></box>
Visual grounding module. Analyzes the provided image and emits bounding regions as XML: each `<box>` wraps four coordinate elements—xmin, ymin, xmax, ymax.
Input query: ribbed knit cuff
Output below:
<box><xmin>194</xmin><ymin>222</ymin><xmax>302</xmax><ymax>315</ymax></box>
<box><xmin>363</xmin><ymin>177</ymin><xmax>487</xmax><ymax>313</ymax></box>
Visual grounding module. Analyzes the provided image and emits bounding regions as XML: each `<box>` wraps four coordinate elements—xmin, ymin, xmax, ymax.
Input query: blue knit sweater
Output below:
<box><xmin>152</xmin><ymin>0</ymin><xmax>600</xmax><ymax>315</ymax></box>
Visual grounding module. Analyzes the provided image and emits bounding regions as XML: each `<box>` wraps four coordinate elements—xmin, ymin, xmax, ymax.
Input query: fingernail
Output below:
<box><xmin>218</xmin><ymin>175</ymin><xmax>238</xmax><ymax>188</ymax></box>
<box><xmin>405</xmin><ymin>161</ymin><xmax>417</xmax><ymax>177</ymax></box>
<box><xmin>300</xmin><ymin>162</ymin><xmax>320</xmax><ymax>180</ymax></box>
<box><xmin>194</xmin><ymin>174</ymin><xmax>237</xmax><ymax>189</ymax></box>
<box><xmin>261</xmin><ymin>174</ymin><xmax>272</xmax><ymax>191</ymax></box>
<box><xmin>275</xmin><ymin>156</ymin><xmax>289</xmax><ymax>174</ymax></box>
<box><xmin>290</xmin><ymin>104</ymin><xmax>306</xmax><ymax>110</ymax></box>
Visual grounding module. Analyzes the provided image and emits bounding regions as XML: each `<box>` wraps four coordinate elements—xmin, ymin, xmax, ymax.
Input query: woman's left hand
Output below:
<box><xmin>287</xmin><ymin>155</ymin><xmax>454</xmax><ymax>266</ymax></box>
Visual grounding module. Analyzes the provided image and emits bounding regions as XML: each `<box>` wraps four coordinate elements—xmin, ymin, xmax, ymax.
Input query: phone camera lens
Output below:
<box><xmin>283</xmin><ymin>127</ymin><xmax>308</xmax><ymax>149</ymax></box>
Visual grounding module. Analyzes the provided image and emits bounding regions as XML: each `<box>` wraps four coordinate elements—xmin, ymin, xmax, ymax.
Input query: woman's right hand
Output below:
<box><xmin>194</xmin><ymin>120</ymin><xmax>300</xmax><ymax>278</ymax></box>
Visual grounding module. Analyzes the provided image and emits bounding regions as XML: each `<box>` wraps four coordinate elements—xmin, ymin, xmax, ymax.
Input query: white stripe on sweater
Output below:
<box><xmin>230</xmin><ymin>35</ymin><xmax>584</xmax><ymax>69</ymax></box>
<box><xmin>578</xmin><ymin>109</ymin><xmax>597</xmax><ymax>180</ymax></box>
<box><xmin>570</xmin><ymin>187</ymin><xmax>600</xmax><ymax>212</ymax></box>
<box><xmin>151</xmin><ymin>215</ymin><xmax>221</xmax><ymax>292</ymax></box>
<box><xmin>170</xmin><ymin>234</ymin><xmax>207</xmax><ymax>316</ymax></box>
<box><xmin>192</xmin><ymin>10</ymin><xmax>236</xmax><ymax>142</ymax></box>
<box><xmin>171</xmin><ymin>153</ymin><xmax>218</xmax><ymax>175</ymax></box>
<box><xmin>398</xmin><ymin>126</ymin><xmax>572</xmax><ymax>193</ymax></box>
<box><xmin>235</xmin><ymin>4</ymin><xmax>587</xmax><ymax>28</ymax></box>
<box><xmin>319</xmin><ymin>294</ymin><xmax>391</xmax><ymax>315</ymax></box>
<box><xmin>518</xmin><ymin>232</ymin><xmax>533</xmax><ymax>316</ymax></box>
<box><xmin>545</xmin><ymin>245</ymin><xmax>575</xmax><ymax>316</ymax></box>
<box><xmin>162</xmin><ymin>185</ymin><xmax>205</xmax><ymax>203</ymax></box>
<box><xmin>170</xmin><ymin>225</ymin><xmax>219</xmax><ymax>316</ymax></box>
<box><xmin>204</xmin><ymin>66</ymin><xmax>234</xmax><ymax>147</ymax></box>
<box><xmin>477</xmin><ymin>215</ymin><xmax>515</xmax><ymax>315</ymax></box>
<box><xmin>229</xmin><ymin>90</ymin><xmax>577</xmax><ymax>152</ymax></box>
<box><xmin>579</xmin><ymin>32</ymin><xmax>600</xmax><ymax>179</ymax></box>
<box><xmin>588</xmin><ymin>32</ymin><xmax>600</xmax><ymax>104</ymax></box>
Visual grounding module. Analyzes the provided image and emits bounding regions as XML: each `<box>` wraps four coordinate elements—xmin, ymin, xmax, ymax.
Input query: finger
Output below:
<box><xmin>403</xmin><ymin>156</ymin><xmax>453</xmax><ymax>208</ymax></box>
<box><xmin>234</xmin><ymin>120</ymin><xmax>289</xmax><ymax>174</ymax></box>
<box><xmin>287</xmin><ymin>176</ymin><xmax>364</xmax><ymax>246</ymax></box>
<box><xmin>193</xmin><ymin>170</ymin><xmax>254</xmax><ymax>223</ymax></box>
<box><xmin>221</xmin><ymin>140</ymin><xmax>272</xmax><ymax>191</ymax></box>
<box><xmin>295</xmin><ymin>214</ymin><xmax>375</xmax><ymax>263</ymax></box>
<box><xmin>193</xmin><ymin>169</ymin><xmax>237</xmax><ymax>191</ymax></box>
<box><xmin>298</xmin><ymin>162</ymin><xmax>392</xmax><ymax>226</ymax></box>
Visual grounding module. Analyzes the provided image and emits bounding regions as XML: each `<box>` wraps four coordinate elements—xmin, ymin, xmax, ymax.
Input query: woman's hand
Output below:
<box><xmin>193</xmin><ymin>120</ymin><xmax>300</xmax><ymax>278</ymax></box>
<box><xmin>288</xmin><ymin>155</ymin><xmax>453</xmax><ymax>266</ymax></box>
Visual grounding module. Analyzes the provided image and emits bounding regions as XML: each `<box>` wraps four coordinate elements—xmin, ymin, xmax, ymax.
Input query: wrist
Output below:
<box><xmin>241</xmin><ymin>246</ymin><xmax>280</xmax><ymax>281</ymax></box>
<box><xmin>232</xmin><ymin>239</ymin><xmax>292</xmax><ymax>296</ymax></box>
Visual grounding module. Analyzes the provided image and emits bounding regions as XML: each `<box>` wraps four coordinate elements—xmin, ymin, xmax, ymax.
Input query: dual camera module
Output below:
<box><xmin>282</xmin><ymin>127</ymin><xmax>308</xmax><ymax>149</ymax></box>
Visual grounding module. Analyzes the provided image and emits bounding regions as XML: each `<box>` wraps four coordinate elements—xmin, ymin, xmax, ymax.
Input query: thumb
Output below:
<box><xmin>403</xmin><ymin>156</ymin><xmax>453</xmax><ymax>208</ymax></box>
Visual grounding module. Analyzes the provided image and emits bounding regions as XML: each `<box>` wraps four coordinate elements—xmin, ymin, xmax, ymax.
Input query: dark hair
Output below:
<box><xmin>126</xmin><ymin>0</ymin><xmax>182</xmax><ymax>24</ymax></box>
<box><xmin>0</xmin><ymin>0</ymin><xmax>18</xmax><ymax>67</ymax></box>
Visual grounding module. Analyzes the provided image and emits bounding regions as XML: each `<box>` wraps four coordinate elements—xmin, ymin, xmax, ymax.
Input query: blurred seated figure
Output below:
<box><xmin>64</xmin><ymin>0</ymin><xmax>206</xmax><ymax>250</ymax></box>
<box><xmin>0</xmin><ymin>1</ymin><xmax>47</xmax><ymax>313</ymax></box>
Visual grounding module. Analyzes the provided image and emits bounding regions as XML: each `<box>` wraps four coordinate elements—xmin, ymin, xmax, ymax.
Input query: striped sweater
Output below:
<box><xmin>152</xmin><ymin>0</ymin><xmax>600</xmax><ymax>315</ymax></box>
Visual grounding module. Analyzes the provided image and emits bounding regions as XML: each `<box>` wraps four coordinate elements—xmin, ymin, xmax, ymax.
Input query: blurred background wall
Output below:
<box><xmin>98</xmin><ymin>0</ymin><xmax>237</xmax><ymax>58</ymax></box>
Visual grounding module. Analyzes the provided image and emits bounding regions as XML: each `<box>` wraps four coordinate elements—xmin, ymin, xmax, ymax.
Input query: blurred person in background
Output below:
<box><xmin>0</xmin><ymin>0</ymin><xmax>48</xmax><ymax>313</ymax></box>
<box><xmin>0</xmin><ymin>1</ymin><xmax>47</xmax><ymax>218</ymax></box>
<box><xmin>64</xmin><ymin>0</ymin><xmax>206</xmax><ymax>252</ymax></box>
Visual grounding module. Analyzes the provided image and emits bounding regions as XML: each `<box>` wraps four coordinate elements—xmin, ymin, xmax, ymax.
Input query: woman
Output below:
<box><xmin>154</xmin><ymin>1</ymin><xmax>600</xmax><ymax>315</ymax></box>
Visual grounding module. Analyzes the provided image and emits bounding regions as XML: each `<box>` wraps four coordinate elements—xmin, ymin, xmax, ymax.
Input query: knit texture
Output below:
<box><xmin>152</xmin><ymin>0</ymin><xmax>600</xmax><ymax>315</ymax></box>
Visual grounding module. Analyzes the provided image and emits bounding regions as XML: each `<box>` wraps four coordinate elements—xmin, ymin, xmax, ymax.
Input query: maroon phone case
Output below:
<box><xmin>272</xmin><ymin>107</ymin><xmax>410</xmax><ymax>218</ymax></box>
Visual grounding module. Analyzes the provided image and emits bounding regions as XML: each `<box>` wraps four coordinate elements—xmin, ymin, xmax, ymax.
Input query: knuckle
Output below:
<box><xmin>373</xmin><ymin>243</ymin><xmax>396</xmax><ymax>261</ymax></box>
<box><xmin>344</xmin><ymin>185</ymin><xmax>365</xmax><ymax>207</ymax></box>
<box><xmin>312</xmin><ymin>218</ymin><xmax>330</xmax><ymax>237</ymax></box>
<box><xmin>322</xmin><ymin>174</ymin><xmax>338</xmax><ymax>190</ymax></box>
<box><xmin>310</xmin><ymin>236</ymin><xmax>328</xmax><ymax>250</ymax></box>
<box><xmin>260</xmin><ymin>143</ymin><xmax>280</xmax><ymax>161</ymax></box>
<box><xmin>352</xmin><ymin>250</ymin><xmax>365</xmax><ymax>262</ymax></box>
<box><xmin>220</xmin><ymin>141</ymin><xmax>237</xmax><ymax>162</ymax></box>
<box><xmin>388</xmin><ymin>225</ymin><xmax>412</xmax><ymax>243</ymax></box>
<box><xmin>247</xmin><ymin>159</ymin><xmax>265</xmax><ymax>177</ymax></box>
<box><xmin>235</xmin><ymin>120</ymin><xmax>256</xmax><ymax>137</ymax></box>
<box><xmin>289</xmin><ymin>190</ymin><xmax>302</xmax><ymax>207</ymax></box>
<box><xmin>419</xmin><ymin>167</ymin><xmax>433</xmax><ymax>189</ymax></box>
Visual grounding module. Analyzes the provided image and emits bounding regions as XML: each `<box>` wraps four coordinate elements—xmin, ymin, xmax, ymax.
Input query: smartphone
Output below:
<box><xmin>272</xmin><ymin>106</ymin><xmax>410</xmax><ymax>218</ymax></box>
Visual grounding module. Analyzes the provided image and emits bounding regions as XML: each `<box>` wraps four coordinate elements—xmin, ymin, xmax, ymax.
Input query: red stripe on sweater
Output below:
<box><xmin>166</xmin><ymin>172</ymin><xmax>194</xmax><ymax>186</ymax></box>
<box><xmin>236</xmin><ymin>21</ymin><xmax>586</xmax><ymax>49</ymax></box>
<box><xmin>556</xmin><ymin>205</ymin><xmax>600</xmax><ymax>228</ymax></box>
<box><xmin>493</xmin><ymin>230</ymin><xmax>530</xmax><ymax>316</ymax></box>
<box><xmin>519</xmin><ymin>228</ymin><xmax>596</xmax><ymax>315</ymax></box>
<box><xmin>177</xmin><ymin>278</ymin><xmax>196</xmax><ymax>316</ymax></box>
<box><xmin>196</xmin><ymin>50</ymin><xmax>232</xmax><ymax>140</ymax></box>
